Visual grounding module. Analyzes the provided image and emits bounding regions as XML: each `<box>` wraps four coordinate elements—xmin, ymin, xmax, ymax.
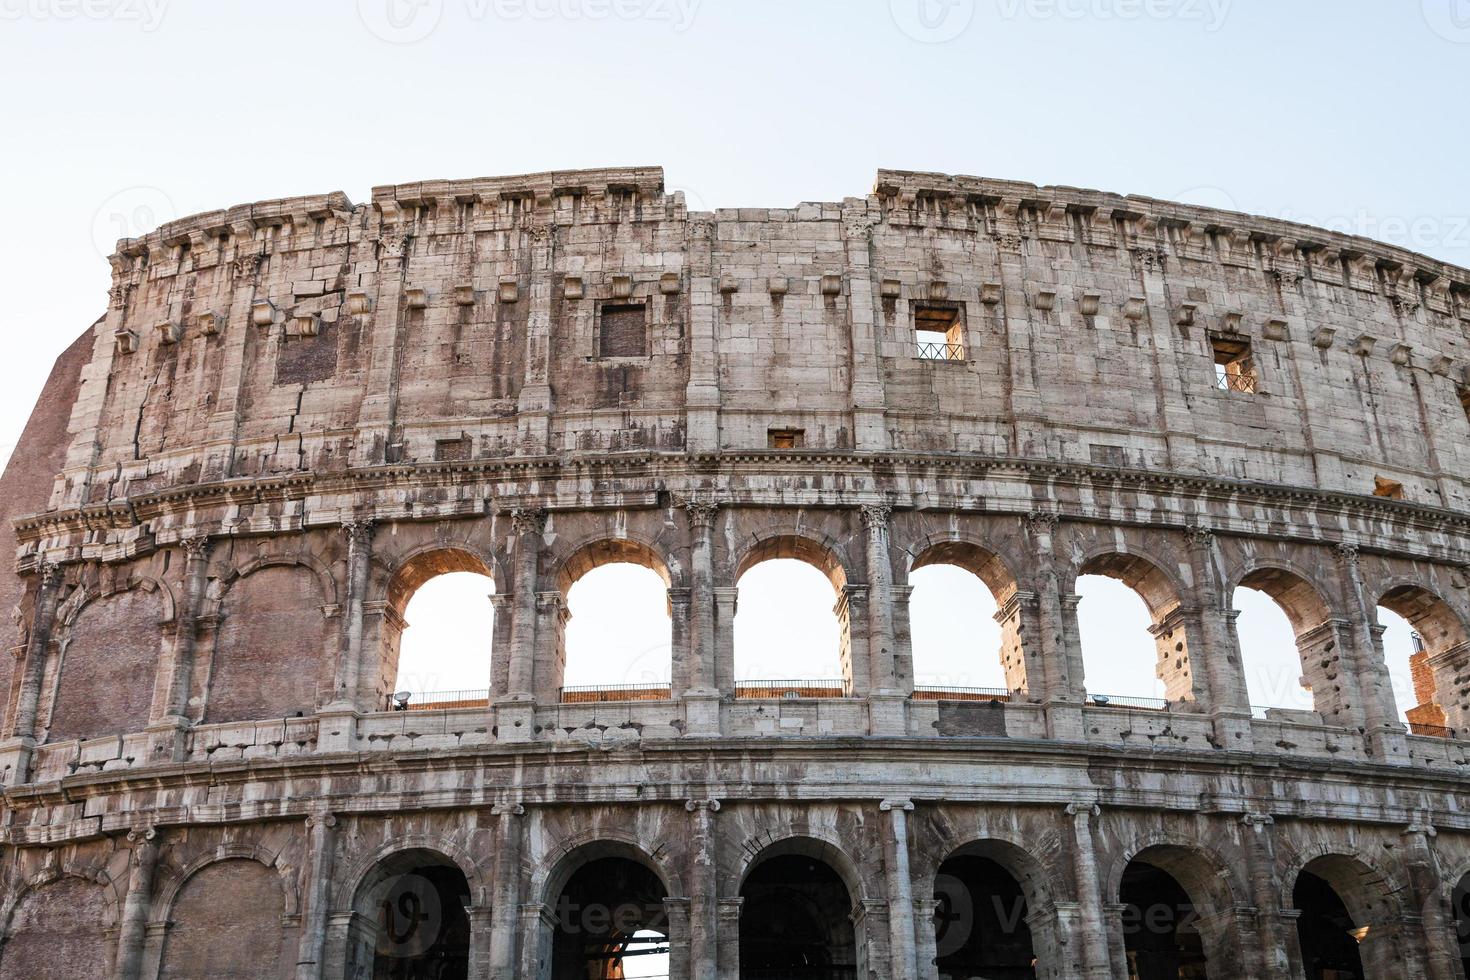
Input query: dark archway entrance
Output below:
<box><xmin>740</xmin><ymin>853</ymin><xmax>857</xmax><ymax>979</ymax></box>
<box><xmin>550</xmin><ymin>857</ymin><xmax>669</xmax><ymax>980</ymax></box>
<box><xmin>934</xmin><ymin>854</ymin><xmax>1036</xmax><ymax>979</ymax></box>
<box><xmin>1294</xmin><ymin>870</ymin><xmax>1365</xmax><ymax>980</ymax></box>
<box><xmin>1453</xmin><ymin>874</ymin><xmax>1470</xmax><ymax>980</ymax></box>
<box><xmin>355</xmin><ymin>850</ymin><xmax>472</xmax><ymax>980</ymax></box>
<box><xmin>1120</xmin><ymin>860</ymin><xmax>1207</xmax><ymax>979</ymax></box>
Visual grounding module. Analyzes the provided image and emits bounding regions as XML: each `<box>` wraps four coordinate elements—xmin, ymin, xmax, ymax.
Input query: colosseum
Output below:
<box><xmin>1</xmin><ymin>164</ymin><xmax>1469</xmax><ymax>980</ymax></box>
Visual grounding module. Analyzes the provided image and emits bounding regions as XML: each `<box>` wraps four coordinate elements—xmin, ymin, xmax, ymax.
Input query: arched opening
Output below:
<box><xmin>734</xmin><ymin>537</ymin><xmax>850</xmax><ymax>698</ymax></box>
<box><xmin>385</xmin><ymin>550</ymin><xmax>497</xmax><ymax>711</ymax></box>
<box><xmin>1076</xmin><ymin>553</ymin><xmax>1185</xmax><ymax>708</ymax></box>
<box><xmin>559</xmin><ymin>540</ymin><xmax>673</xmax><ymax>702</ymax></box>
<box><xmin>549</xmin><ymin>856</ymin><xmax>670</xmax><ymax>980</ymax></box>
<box><xmin>0</xmin><ymin>876</ymin><xmax>112</xmax><ymax>979</ymax></box>
<box><xmin>348</xmin><ymin>849</ymin><xmax>472</xmax><ymax>980</ymax></box>
<box><xmin>1293</xmin><ymin>869</ymin><xmax>1365</xmax><ymax>980</ymax></box>
<box><xmin>1377</xmin><ymin>585</ymin><xmax>1470</xmax><ymax>735</ymax></box>
<box><xmin>159</xmin><ymin>859</ymin><xmax>289</xmax><ymax>979</ymax></box>
<box><xmin>740</xmin><ymin>844</ymin><xmax>857</xmax><ymax>978</ymax></box>
<box><xmin>1235</xmin><ymin>568</ymin><xmax>1342</xmax><ymax>724</ymax></box>
<box><xmin>909</xmin><ymin>542</ymin><xmax>1019</xmax><ymax>700</ymax></box>
<box><xmin>1451</xmin><ymin>872</ymin><xmax>1470</xmax><ymax>980</ymax></box>
<box><xmin>1292</xmin><ymin>854</ymin><xmax>1399</xmax><ymax>980</ymax></box>
<box><xmin>934</xmin><ymin>847</ymin><xmax>1037</xmax><ymax>979</ymax></box>
<box><xmin>1232</xmin><ymin>586</ymin><xmax>1314</xmax><ymax>715</ymax></box>
<box><xmin>1119</xmin><ymin>859</ymin><xmax>1207</xmax><ymax>979</ymax></box>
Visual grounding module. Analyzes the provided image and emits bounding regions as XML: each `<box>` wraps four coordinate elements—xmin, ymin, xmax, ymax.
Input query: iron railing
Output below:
<box><xmin>735</xmin><ymin>680</ymin><xmax>850</xmax><ymax>700</ymax></box>
<box><xmin>911</xmin><ymin>686</ymin><xmax>1012</xmax><ymax>703</ymax></box>
<box><xmin>1409</xmin><ymin>722</ymin><xmax>1455</xmax><ymax>739</ymax></box>
<box><xmin>917</xmin><ymin>341</ymin><xmax>966</xmax><ymax>361</ymax></box>
<box><xmin>1215</xmin><ymin>369</ymin><xmax>1258</xmax><ymax>393</ymax></box>
<box><xmin>388</xmin><ymin>689</ymin><xmax>490</xmax><ymax>711</ymax></box>
<box><xmin>1086</xmin><ymin>693</ymin><xmax>1170</xmax><ymax>711</ymax></box>
<box><xmin>558</xmin><ymin>683</ymin><xmax>673</xmax><ymax>704</ymax></box>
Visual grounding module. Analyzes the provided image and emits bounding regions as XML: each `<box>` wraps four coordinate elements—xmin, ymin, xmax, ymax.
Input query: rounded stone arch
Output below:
<box><xmin>0</xmin><ymin>861</ymin><xmax>122</xmax><ymax>939</ymax></box>
<box><xmin>1230</xmin><ymin>558</ymin><xmax>1341</xmax><ymax>635</ymax></box>
<box><xmin>152</xmin><ymin>842</ymin><xmax>300</xmax><ymax>924</ymax></box>
<box><xmin>1069</xmin><ymin>544</ymin><xmax>1188</xmax><ymax>620</ymax></box>
<box><xmin>734</xmin><ymin>832</ymin><xmax>869</xmax><ymax>904</ymax></box>
<box><xmin>1373</xmin><ymin>579</ymin><xmax>1469</xmax><ymax>649</ymax></box>
<box><xmin>1104</xmin><ymin>833</ymin><xmax>1245</xmax><ymax>919</ymax></box>
<box><xmin>904</xmin><ymin>532</ymin><xmax>1025</xmax><ymax>602</ymax></box>
<box><xmin>337</xmin><ymin>833</ymin><xmax>488</xmax><ymax>912</ymax></box>
<box><xmin>379</xmin><ymin>542</ymin><xmax>505</xmax><ymax>613</ymax></box>
<box><xmin>728</xmin><ymin>525</ymin><xmax>855</xmax><ymax>594</ymax></box>
<box><xmin>533</xmin><ymin>834</ymin><xmax>678</xmax><ymax>909</ymax></box>
<box><xmin>0</xmin><ymin>864</ymin><xmax>121</xmax><ymax>979</ymax></box>
<box><xmin>54</xmin><ymin>574</ymin><xmax>177</xmax><ymax>632</ymax></box>
<box><xmin>551</xmin><ymin>533</ymin><xmax>681</xmax><ymax>594</ymax></box>
<box><xmin>1278</xmin><ymin>842</ymin><xmax>1408</xmax><ymax>925</ymax></box>
<box><xmin>206</xmin><ymin>551</ymin><xmax>340</xmax><ymax>619</ymax></box>
<box><xmin>931</xmin><ymin>834</ymin><xmax>1059</xmax><ymax>915</ymax></box>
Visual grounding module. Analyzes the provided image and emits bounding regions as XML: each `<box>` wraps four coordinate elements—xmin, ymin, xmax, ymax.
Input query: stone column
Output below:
<box><xmin>1239</xmin><ymin>813</ymin><xmax>1292</xmax><ymax>980</ymax></box>
<box><xmin>864</xmin><ymin>505</ymin><xmax>907</xmax><ymax>735</ymax></box>
<box><xmin>684</xmin><ymin>218</ymin><xmax>721</xmax><ymax>452</ymax></box>
<box><xmin>1182</xmin><ymin>527</ymin><xmax>1252</xmax><ymax>724</ymax></box>
<box><xmin>533</xmin><ymin>592</ymin><xmax>568</xmax><ymax>705</ymax></box>
<box><xmin>837</xmin><ymin>585</ymin><xmax>873</xmax><ymax>700</ymax></box>
<box><xmin>295</xmin><ymin>812</ymin><xmax>338</xmax><ymax>980</ymax></box>
<box><xmin>516</xmin><ymin>223</ymin><xmax>557</xmax><ymax>453</ymax></box>
<box><xmin>994</xmin><ymin>589</ymin><xmax>1047</xmax><ymax>701</ymax></box>
<box><xmin>488</xmin><ymin>803</ymin><xmax>525</xmax><ymax>979</ymax></box>
<box><xmin>716</xmin><ymin>897</ymin><xmax>743</xmax><ymax>977</ymax></box>
<box><xmin>663</xmin><ymin>897</ymin><xmax>693</xmax><ymax>980</ymax></box>
<box><xmin>683</xmin><ymin>500</ymin><xmax>722</xmax><ymax>734</ymax></box>
<box><xmin>332</xmin><ymin>520</ymin><xmax>376</xmax><ymax>708</ymax></box>
<box><xmin>1029</xmin><ymin>514</ymin><xmax>1085</xmax><ymax>739</ymax></box>
<box><xmin>712</xmin><ymin>588</ymin><xmax>738</xmax><ymax>696</ymax></box>
<box><xmin>686</xmin><ymin>799</ymin><xmax>721</xmax><ymax>980</ymax></box>
<box><xmin>1402</xmin><ymin>820</ymin><xmax>1460</xmax><ymax>980</ymax></box>
<box><xmin>517</xmin><ymin>902</ymin><xmax>555</xmax><ymax>978</ymax></box>
<box><xmin>841</xmin><ymin>210</ymin><xmax>888</xmax><ymax>450</ymax></box>
<box><xmin>913</xmin><ymin>897</ymin><xmax>939</xmax><ymax>980</ymax></box>
<box><xmin>1065</xmin><ymin>802</ymin><xmax>1113</xmax><ymax>980</ymax></box>
<box><xmin>489</xmin><ymin>594</ymin><xmax>514</xmax><ymax>698</ymax></box>
<box><xmin>150</xmin><ymin>537</ymin><xmax>213</xmax><ymax>763</ymax></box>
<box><xmin>114</xmin><ymin>827</ymin><xmax>159</xmax><ymax>980</ymax></box>
<box><xmin>1336</xmin><ymin>544</ymin><xmax>1410</xmax><ymax>764</ymax></box>
<box><xmin>881</xmin><ymin>799</ymin><xmax>918</xmax><ymax>980</ymax></box>
<box><xmin>10</xmin><ymin>561</ymin><xmax>63</xmax><ymax>739</ymax></box>
<box><xmin>669</xmin><ymin>587</ymin><xmax>693</xmax><ymax>692</ymax></box>
<box><xmin>499</xmin><ymin>510</ymin><xmax>545</xmax><ymax>742</ymax></box>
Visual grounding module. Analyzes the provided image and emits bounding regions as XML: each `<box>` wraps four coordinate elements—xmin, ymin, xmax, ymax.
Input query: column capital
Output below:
<box><xmin>305</xmin><ymin>812</ymin><xmax>338</xmax><ymax>830</ymax></box>
<box><xmin>879</xmin><ymin>798</ymin><xmax>915</xmax><ymax>812</ymax></box>
<box><xmin>1403</xmin><ymin>820</ymin><xmax>1437</xmax><ymax>840</ymax></box>
<box><xmin>35</xmin><ymin>559</ymin><xmax>64</xmax><ymax>587</ymax></box>
<box><xmin>125</xmin><ymin>826</ymin><xmax>158</xmax><ymax>845</ymax></box>
<box><xmin>492</xmin><ymin>802</ymin><xmax>525</xmax><ymax>817</ymax></box>
<box><xmin>682</xmin><ymin>498</ymin><xmax>721</xmax><ymax>530</ymax></box>
<box><xmin>1065</xmin><ymin>801</ymin><xmax>1100</xmax><ymax>819</ymax></box>
<box><xmin>1026</xmin><ymin>511</ymin><xmax>1060</xmax><ymax>537</ymax></box>
<box><xmin>179</xmin><ymin>534</ymin><xmax>213</xmax><ymax>560</ymax></box>
<box><xmin>1334</xmin><ymin>542</ymin><xmax>1361</xmax><ymax>566</ymax></box>
<box><xmin>1184</xmin><ymin>524</ymin><xmax>1215</xmax><ymax>549</ymax></box>
<box><xmin>510</xmin><ymin>508</ymin><xmax>548</xmax><ymax>536</ymax></box>
<box><xmin>860</xmin><ymin>503</ymin><xmax>892</xmax><ymax>531</ymax></box>
<box><xmin>685</xmin><ymin>799</ymin><xmax>722</xmax><ymax>813</ymax></box>
<box><xmin>342</xmin><ymin>519</ymin><xmax>377</xmax><ymax>544</ymax></box>
<box><xmin>1241</xmin><ymin>812</ymin><xmax>1275</xmax><ymax>830</ymax></box>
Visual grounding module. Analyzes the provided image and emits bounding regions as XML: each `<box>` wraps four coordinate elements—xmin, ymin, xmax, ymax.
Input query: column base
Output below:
<box><xmin>494</xmin><ymin>698</ymin><xmax>536</xmax><ymax>744</ymax></box>
<box><xmin>682</xmin><ymin>690</ymin><xmax>722</xmax><ymax>737</ymax></box>
<box><xmin>1045</xmin><ymin>701</ymin><xmax>1086</xmax><ymax>741</ymax></box>
<box><xmin>145</xmin><ymin>716</ymin><xmax>191</xmax><ymax>765</ymax></box>
<box><xmin>315</xmin><ymin>706</ymin><xmax>361</xmax><ymax>754</ymax></box>
<box><xmin>0</xmin><ymin>736</ymin><xmax>35</xmax><ymax>787</ymax></box>
<box><xmin>868</xmin><ymin>693</ymin><xmax>909</xmax><ymax>736</ymax></box>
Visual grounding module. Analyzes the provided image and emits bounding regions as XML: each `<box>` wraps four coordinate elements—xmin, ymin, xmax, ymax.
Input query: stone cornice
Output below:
<box><xmin>14</xmin><ymin>450</ymin><xmax>1470</xmax><ymax>567</ymax></box>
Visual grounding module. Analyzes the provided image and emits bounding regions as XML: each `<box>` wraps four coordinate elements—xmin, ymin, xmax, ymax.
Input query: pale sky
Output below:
<box><xmin>3</xmin><ymin>1</ymin><xmax>1456</xmax><ymax>723</ymax></box>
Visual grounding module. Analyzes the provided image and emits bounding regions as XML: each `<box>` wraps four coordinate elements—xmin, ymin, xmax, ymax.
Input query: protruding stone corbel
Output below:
<box><xmin>454</xmin><ymin>284</ymin><xmax>477</xmax><ymax>307</ymax></box>
<box><xmin>114</xmin><ymin>329</ymin><xmax>139</xmax><ymax>355</ymax></box>
<box><xmin>197</xmin><ymin>311</ymin><xmax>220</xmax><ymax>336</ymax></box>
<box><xmin>767</xmin><ymin>277</ymin><xmax>789</xmax><ymax>296</ymax></box>
<box><xmin>1033</xmin><ymin>290</ymin><xmax>1057</xmax><ymax>312</ymax></box>
<box><xmin>404</xmin><ymin>287</ymin><xmax>429</xmax><ymax>309</ymax></box>
<box><xmin>155</xmin><ymin>321</ymin><xmax>181</xmax><ymax>345</ymax></box>
<box><xmin>980</xmin><ymin>283</ymin><xmax>1002</xmax><ymax>305</ymax></box>
<box><xmin>251</xmin><ymin>300</ymin><xmax>275</xmax><ymax>327</ymax></box>
<box><xmin>1221</xmin><ymin>312</ymin><xmax>1243</xmax><ymax>334</ymax></box>
<box><xmin>659</xmin><ymin>272</ymin><xmax>681</xmax><ymax>295</ymax></box>
<box><xmin>1351</xmin><ymin>334</ymin><xmax>1377</xmax><ymax>356</ymax></box>
<box><xmin>563</xmin><ymin>276</ymin><xmax>585</xmax><ymax>300</ymax></box>
<box><xmin>1391</xmin><ymin>343</ymin><xmax>1414</xmax><ymax>366</ymax></box>
<box><xmin>1262</xmin><ymin>318</ymin><xmax>1290</xmax><ymax>342</ymax></box>
<box><xmin>346</xmin><ymin>292</ymin><xmax>372</xmax><ymax>315</ymax></box>
<box><xmin>1174</xmin><ymin>303</ymin><xmax>1197</xmax><ymax>327</ymax></box>
<box><xmin>1079</xmin><ymin>293</ymin><xmax>1101</xmax><ymax>317</ymax></box>
<box><xmin>611</xmin><ymin>275</ymin><xmax>633</xmax><ymax>300</ymax></box>
<box><xmin>718</xmin><ymin>276</ymin><xmax>739</xmax><ymax>294</ymax></box>
<box><xmin>291</xmin><ymin>313</ymin><xmax>320</xmax><ymax>338</ymax></box>
<box><xmin>1123</xmin><ymin>297</ymin><xmax>1147</xmax><ymax>321</ymax></box>
<box><xmin>880</xmin><ymin>279</ymin><xmax>901</xmax><ymax>300</ymax></box>
<box><xmin>1312</xmin><ymin>326</ymin><xmax>1336</xmax><ymax>349</ymax></box>
<box><xmin>820</xmin><ymin>274</ymin><xmax>843</xmax><ymax>297</ymax></box>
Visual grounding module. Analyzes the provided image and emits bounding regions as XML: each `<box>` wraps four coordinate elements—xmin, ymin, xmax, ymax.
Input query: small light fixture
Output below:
<box><xmin>392</xmin><ymin>691</ymin><xmax>412</xmax><ymax>711</ymax></box>
<box><xmin>1092</xmin><ymin>694</ymin><xmax>1111</xmax><ymax>706</ymax></box>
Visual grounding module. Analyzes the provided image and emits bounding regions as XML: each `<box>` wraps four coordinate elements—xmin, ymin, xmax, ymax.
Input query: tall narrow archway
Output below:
<box><xmin>1119</xmin><ymin>861</ymin><xmax>1206</xmax><ymax>979</ymax></box>
<box><xmin>384</xmin><ymin>549</ymin><xmax>498</xmax><ymax>710</ymax></box>
<box><xmin>908</xmin><ymin>542</ymin><xmax>1020</xmax><ymax>697</ymax></box>
<box><xmin>548</xmin><ymin>852</ymin><xmax>670</xmax><ymax>980</ymax></box>
<box><xmin>1292</xmin><ymin>854</ymin><xmax>1402</xmax><ymax>980</ymax></box>
<box><xmin>740</xmin><ymin>841</ymin><xmax>858</xmax><ymax>978</ymax></box>
<box><xmin>1451</xmin><ymin>872</ymin><xmax>1470</xmax><ymax>980</ymax></box>
<box><xmin>1076</xmin><ymin>553</ymin><xmax>1187</xmax><ymax>707</ymax></box>
<box><xmin>934</xmin><ymin>850</ymin><xmax>1037</xmax><ymax>978</ymax></box>
<box><xmin>558</xmin><ymin>540</ymin><xmax>674</xmax><ymax>701</ymax></box>
<box><xmin>348</xmin><ymin>849</ymin><xmax>473</xmax><ymax>980</ymax></box>
<box><xmin>1235</xmin><ymin>567</ymin><xmax>1345</xmax><ymax>724</ymax></box>
<box><xmin>1377</xmin><ymin>584</ymin><xmax>1470</xmax><ymax>734</ymax></box>
<box><xmin>734</xmin><ymin>537</ymin><xmax>851</xmax><ymax>697</ymax></box>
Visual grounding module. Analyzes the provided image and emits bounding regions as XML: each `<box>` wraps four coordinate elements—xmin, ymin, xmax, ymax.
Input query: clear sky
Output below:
<box><xmin>3</xmin><ymin>0</ymin><xmax>1459</xmax><ymax>720</ymax></box>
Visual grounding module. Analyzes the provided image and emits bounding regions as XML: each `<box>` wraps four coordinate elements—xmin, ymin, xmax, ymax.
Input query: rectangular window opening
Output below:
<box><xmin>598</xmin><ymin>302</ymin><xmax>647</xmax><ymax>359</ymax></box>
<box><xmin>1211</xmin><ymin>335</ymin><xmax>1258</xmax><ymax>393</ymax></box>
<box><xmin>768</xmin><ymin>428</ymin><xmax>805</xmax><ymax>450</ymax></box>
<box><xmin>915</xmin><ymin>304</ymin><xmax>965</xmax><ymax>361</ymax></box>
<box><xmin>1373</xmin><ymin>476</ymin><xmax>1405</xmax><ymax>500</ymax></box>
